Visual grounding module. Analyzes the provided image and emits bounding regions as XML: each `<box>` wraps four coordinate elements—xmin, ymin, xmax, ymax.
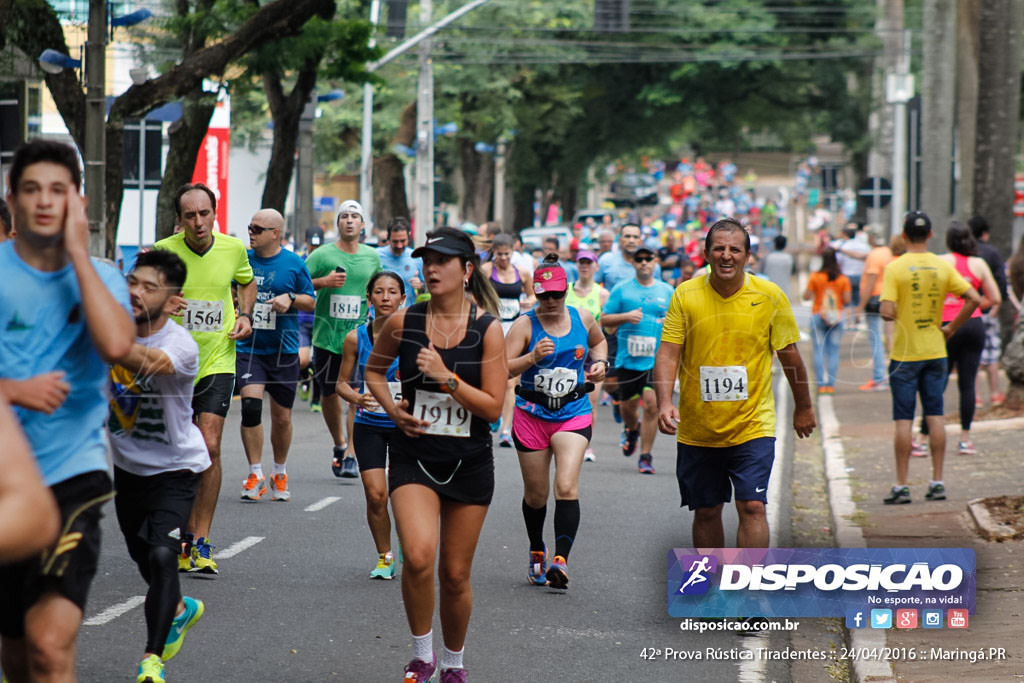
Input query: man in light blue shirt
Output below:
<box><xmin>596</xmin><ymin>223</ymin><xmax>662</xmax><ymax>292</ymax></box>
<box><xmin>601</xmin><ymin>245</ymin><xmax>673</xmax><ymax>475</ymax></box>
<box><xmin>376</xmin><ymin>217</ymin><xmax>422</xmax><ymax>306</ymax></box>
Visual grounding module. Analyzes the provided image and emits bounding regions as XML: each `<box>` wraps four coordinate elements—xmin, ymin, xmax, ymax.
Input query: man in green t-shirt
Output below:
<box><xmin>304</xmin><ymin>200</ymin><xmax>380</xmax><ymax>477</ymax></box>
<box><xmin>153</xmin><ymin>182</ymin><xmax>256</xmax><ymax>574</ymax></box>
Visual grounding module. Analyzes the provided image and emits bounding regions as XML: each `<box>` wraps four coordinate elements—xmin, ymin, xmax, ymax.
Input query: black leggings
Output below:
<box><xmin>921</xmin><ymin>317</ymin><xmax>985</xmax><ymax>434</ymax></box>
<box><xmin>141</xmin><ymin>544</ymin><xmax>181</xmax><ymax>656</ymax></box>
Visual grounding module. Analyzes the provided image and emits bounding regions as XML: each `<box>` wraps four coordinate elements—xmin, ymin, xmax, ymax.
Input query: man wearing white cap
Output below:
<box><xmin>305</xmin><ymin>200</ymin><xmax>381</xmax><ymax>478</ymax></box>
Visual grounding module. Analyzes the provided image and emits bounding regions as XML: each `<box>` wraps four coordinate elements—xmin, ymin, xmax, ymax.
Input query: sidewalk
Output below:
<box><xmin>812</xmin><ymin>325</ymin><xmax>1024</xmax><ymax>682</ymax></box>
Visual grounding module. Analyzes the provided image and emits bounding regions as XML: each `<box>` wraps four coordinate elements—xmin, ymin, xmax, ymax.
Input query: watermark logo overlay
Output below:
<box><xmin>667</xmin><ymin>548</ymin><xmax>976</xmax><ymax>619</ymax></box>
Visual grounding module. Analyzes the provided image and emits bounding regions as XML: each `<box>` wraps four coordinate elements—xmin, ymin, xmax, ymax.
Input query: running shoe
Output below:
<box><xmin>240</xmin><ymin>472</ymin><xmax>267</xmax><ymax>501</ymax></box>
<box><xmin>331</xmin><ymin>444</ymin><xmax>347</xmax><ymax>478</ymax></box>
<box><xmin>883</xmin><ymin>486</ymin><xmax>911</xmax><ymax>505</ymax></box>
<box><xmin>620</xmin><ymin>429</ymin><xmax>639</xmax><ymax>457</ymax></box>
<box><xmin>489</xmin><ymin>418</ymin><xmax>501</xmax><ymax>433</ymax></box>
<box><xmin>858</xmin><ymin>379</ymin><xmax>888</xmax><ymax>392</ymax></box>
<box><xmin>545</xmin><ymin>555</ymin><xmax>568</xmax><ymax>590</ymax></box>
<box><xmin>310</xmin><ymin>401</ymin><xmax>322</xmax><ymax>413</ymax></box>
<box><xmin>440</xmin><ymin>668</ymin><xmax>468</xmax><ymax>683</ymax></box>
<box><xmin>162</xmin><ymin>595</ymin><xmax>204</xmax><ymax>661</ymax></box>
<box><xmin>611</xmin><ymin>400</ymin><xmax>622</xmax><ymax>423</ymax></box>
<box><xmin>925</xmin><ymin>483</ymin><xmax>947</xmax><ymax>501</ymax></box>
<box><xmin>992</xmin><ymin>392</ymin><xmax>1005</xmax><ymax>405</ymax></box>
<box><xmin>137</xmin><ymin>654</ymin><xmax>165</xmax><ymax>683</ymax></box>
<box><xmin>910</xmin><ymin>441</ymin><xmax>928</xmax><ymax>458</ymax></box>
<box><xmin>638</xmin><ymin>453</ymin><xmax>655</xmax><ymax>475</ymax></box>
<box><xmin>499</xmin><ymin>432</ymin><xmax>513</xmax><ymax>448</ymax></box>
<box><xmin>177</xmin><ymin>547</ymin><xmax>194</xmax><ymax>573</ymax></box>
<box><xmin>817</xmin><ymin>386</ymin><xmax>834</xmax><ymax>395</ymax></box>
<box><xmin>528</xmin><ymin>545</ymin><xmax>547</xmax><ymax>586</ymax></box>
<box><xmin>370</xmin><ymin>551</ymin><xmax>396</xmax><ymax>580</ymax></box>
<box><xmin>958</xmin><ymin>440</ymin><xmax>977</xmax><ymax>456</ymax></box>
<box><xmin>340</xmin><ymin>455</ymin><xmax>359</xmax><ymax>478</ymax></box>
<box><xmin>189</xmin><ymin>537</ymin><xmax>218</xmax><ymax>575</ymax></box>
<box><xmin>403</xmin><ymin>655</ymin><xmax>437</xmax><ymax>682</ymax></box>
<box><xmin>583</xmin><ymin>448</ymin><xmax>595</xmax><ymax>462</ymax></box>
<box><xmin>298</xmin><ymin>381</ymin><xmax>311</xmax><ymax>403</ymax></box>
<box><xmin>269</xmin><ymin>473</ymin><xmax>291</xmax><ymax>501</ymax></box>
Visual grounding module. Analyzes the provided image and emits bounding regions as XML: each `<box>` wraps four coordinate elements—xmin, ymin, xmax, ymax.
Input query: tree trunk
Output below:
<box><xmin>920</xmin><ymin>0</ymin><xmax>956</xmax><ymax>244</ymax></box>
<box><xmin>260</xmin><ymin>59</ymin><xmax>321</xmax><ymax>212</ymax></box>
<box><xmin>457</xmin><ymin>138</ymin><xmax>493</xmax><ymax>225</ymax></box>
<box><xmin>155</xmin><ymin>90</ymin><xmax>217</xmax><ymax>239</ymax></box>
<box><xmin>373</xmin><ymin>101</ymin><xmax>416</xmax><ymax>230</ymax></box>
<box><xmin>999</xmin><ymin>319</ymin><xmax>1024</xmax><ymax>410</ymax></box>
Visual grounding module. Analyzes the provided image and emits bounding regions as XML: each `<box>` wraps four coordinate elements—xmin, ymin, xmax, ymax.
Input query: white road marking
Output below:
<box><xmin>304</xmin><ymin>496</ymin><xmax>341</xmax><ymax>512</ymax></box>
<box><xmin>83</xmin><ymin>595</ymin><xmax>146</xmax><ymax>626</ymax></box>
<box><xmin>216</xmin><ymin>535</ymin><xmax>264</xmax><ymax>559</ymax></box>
<box><xmin>736</xmin><ymin>372</ymin><xmax>788</xmax><ymax>682</ymax></box>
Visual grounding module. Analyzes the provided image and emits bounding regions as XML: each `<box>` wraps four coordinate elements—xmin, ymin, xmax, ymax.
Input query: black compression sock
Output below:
<box><xmin>554</xmin><ymin>499</ymin><xmax>580</xmax><ymax>560</ymax></box>
<box><xmin>521</xmin><ymin>499</ymin><xmax>547</xmax><ymax>553</ymax></box>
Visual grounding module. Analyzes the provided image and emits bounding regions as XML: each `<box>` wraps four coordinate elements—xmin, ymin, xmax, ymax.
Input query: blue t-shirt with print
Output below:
<box><xmin>377</xmin><ymin>245</ymin><xmax>422</xmax><ymax>307</ymax></box>
<box><xmin>236</xmin><ymin>248</ymin><xmax>315</xmax><ymax>356</ymax></box>
<box><xmin>603</xmin><ymin>277</ymin><xmax>674</xmax><ymax>371</ymax></box>
<box><xmin>595</xmin><ymin>251</ymin><xmax>662</xmax><ymax>293</ymax></box>
<box><xmin>0</xmin><ymin>241</ymin><xmax>131</xmax><ymax>486</ymax></box>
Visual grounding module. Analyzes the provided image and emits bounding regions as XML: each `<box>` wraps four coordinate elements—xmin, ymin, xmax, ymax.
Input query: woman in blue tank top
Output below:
<box><xmin>505</xmin><ymin>257</ymin><xmax>608</xmax><ymax>592</ymax></box>
<box><xmin>337</xmin><ymin>271</ymin><xmax>405</xmax><ymax>581</ymax></box>
<box><xmin>365</xmin><ymin>228</ymin><xmax>506</xmax><ymax>682</ymax></box>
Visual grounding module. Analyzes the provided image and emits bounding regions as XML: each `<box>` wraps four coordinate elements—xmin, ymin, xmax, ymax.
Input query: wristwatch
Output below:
<box><xmin>287</xmin><ymin>292</ymin><xmax>296</xmax><ymax>303</ymax></box>
<box><xmin>440</xmin><ymin>374</ymin><xmax>460</xmax><ymax>393</ymax></box>
<box><xmin>238</xmin><ymin>312</ymin><xmax>252</xmax><ymax>322</ymax></box>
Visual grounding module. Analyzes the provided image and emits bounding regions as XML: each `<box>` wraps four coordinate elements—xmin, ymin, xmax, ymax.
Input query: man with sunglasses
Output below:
<box><xmin>154</xmin><ymin>182</ymin><xmax>256</xmax><ymax>574</ymax></box>
<box><xmin>601</xmin><ymin>245</ymin><xmax>674</xmax><ymax>474</ymax></box>
<box><xmin>236</xmin><ymin>209</ymin><xmax>315</xmax><ymax>503</ymax></box>
<box><xmin>305</xmin><ymin>200</ymin><xmax>382</xmax><ymax>479</ymax></box>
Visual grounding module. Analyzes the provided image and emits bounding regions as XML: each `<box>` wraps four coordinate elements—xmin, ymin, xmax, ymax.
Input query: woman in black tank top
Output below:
<box><xmin>365</xmin><ymin>228</ymin><xmax>506</xmax><ymax>682</ymax></box>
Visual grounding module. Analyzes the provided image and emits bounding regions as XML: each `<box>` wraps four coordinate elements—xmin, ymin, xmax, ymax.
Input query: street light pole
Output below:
<box><xmin>414</xmin><ymin>0</ymin><xmax>434</xmax><ymax>244</ymax></box>
<box><xmin>86</xmin><ymin>0</ymin><xmax>107</xmax><ymax>256</ymax></box>
<box><xmin>359</xmin><ymin>0</ymin><xmax>381</xmax><ymax>226</ymax></box>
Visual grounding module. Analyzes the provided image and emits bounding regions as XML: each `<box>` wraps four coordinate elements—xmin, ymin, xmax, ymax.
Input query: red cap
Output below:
<box><xmin>569</xmin><ymin>237</ymin><xmax>581</xmax><ymax>250</ymax></box>
<box><xmin>533</xmin><ymin>265</ymin><xmax>568</xmax><ymax>294</ymax></box>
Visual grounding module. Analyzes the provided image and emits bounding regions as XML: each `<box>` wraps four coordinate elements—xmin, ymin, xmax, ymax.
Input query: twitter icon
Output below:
<box><xmin>870</xmin><ymin>609</ymin><xmax>893</xmax><ymax>629</ymax></box>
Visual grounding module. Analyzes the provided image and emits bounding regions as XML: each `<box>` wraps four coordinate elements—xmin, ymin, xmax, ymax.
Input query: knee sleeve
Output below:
<box><xmin>241</xmin><ymin>397</ymin><xmax>263</xmax><ymax>427</ymax></box>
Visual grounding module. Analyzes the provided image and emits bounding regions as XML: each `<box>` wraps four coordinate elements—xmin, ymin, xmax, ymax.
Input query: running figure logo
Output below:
<box><xmin>677</xmin><ymin>554</ymin><xmax>718</xmax><ymax>595</ymax></box>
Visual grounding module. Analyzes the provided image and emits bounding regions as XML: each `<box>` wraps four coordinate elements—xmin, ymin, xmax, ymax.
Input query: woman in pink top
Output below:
<box><xmin>914</xmin><ymin>223</ymin><xmax>1001</xmax><ymax>457</ymax></box>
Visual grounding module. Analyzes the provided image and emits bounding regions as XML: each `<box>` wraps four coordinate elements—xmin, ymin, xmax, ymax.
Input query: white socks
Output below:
<box><xmin>412</xmin><ymin>631</ymin><xmax>433</xmax><ymax>663</ymax></box>
<box><xmin>440</xmin><ymin>645</ymin><xmax>464</xmax><ymax>670</ymax></box>
<box><xmin>272</xmin><ymin>463</ymin><xmax>286</xmax><ymax>476</ymax></box>
<box><xmin>250</xmin><ymin>463</ymin><xmax>263</xmax><ymax>477</ymax></box>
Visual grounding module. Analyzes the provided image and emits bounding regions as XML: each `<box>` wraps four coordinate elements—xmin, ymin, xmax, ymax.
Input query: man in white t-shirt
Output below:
<box><xmin>832</xmin><ymin>223</ymin><xmax>871</xmax><ymax>324</ymax></box>
<box><xmin>107</xmin><ymin>250</ymin><xmax>211</xmax><ymax>683</ymax></box>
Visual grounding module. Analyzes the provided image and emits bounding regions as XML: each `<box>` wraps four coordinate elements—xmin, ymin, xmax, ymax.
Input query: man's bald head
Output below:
<box><xmin>252</xmin><ymin>208</ymin><xmax>284</xmax><ymax>231</ymax></box>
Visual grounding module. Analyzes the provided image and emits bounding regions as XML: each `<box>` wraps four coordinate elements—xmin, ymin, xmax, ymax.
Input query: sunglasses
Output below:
<box><xmin>536</xmin><ymin>291</ymin><xmax>566</xmax><ymax>301</ymax></box>
<box><xmin>248</xmin><ymin>223</ymin><xmax>275</xmax><ymax>234</ymax></box>
<box><xmin>634</xmin><ymin>256</ymin><xmax>655</xmax><ymax>263</ymax></box>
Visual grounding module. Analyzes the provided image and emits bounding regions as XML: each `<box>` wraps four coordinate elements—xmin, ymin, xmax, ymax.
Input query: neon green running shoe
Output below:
<box><xmin>137</xmin><ymin>654</ymin><xmax>165</xmax><ymax>683</ymax></box>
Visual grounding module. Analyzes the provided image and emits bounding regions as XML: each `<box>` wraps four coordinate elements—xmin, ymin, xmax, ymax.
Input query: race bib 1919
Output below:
<box><xmin>415</xmin><ymin>390</ymin><xmax>471</xmax><ymax>437</ymax></box>
<box><xmin>182</xmin><ymin>299</ymin><xmax>224</xmax><ymax>332</ymax></box>
<box><xmin>699</xmin><ymin>365</ymin><xmax>748</xmax><ymax>402</ymax></box>
<box><xmin>329</xmin><ymin>294</ymin><xmax>362</xmax><ymax>320</ymax></box>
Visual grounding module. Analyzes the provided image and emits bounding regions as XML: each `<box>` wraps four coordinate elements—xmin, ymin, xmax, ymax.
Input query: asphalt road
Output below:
<box><xmin>76</xmin><ymin>375</ymin><xmax>800</xmax><ymax>682</ymax></box>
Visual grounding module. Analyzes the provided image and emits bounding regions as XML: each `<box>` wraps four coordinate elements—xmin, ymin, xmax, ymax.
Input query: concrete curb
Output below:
<box><xmin>818</xmin><ymin>394</ymin><xmax>897</xmax><ymax>683</ymax></box>
<box><xmin>967</xmin><ymin>497</ymin><xmax>1020</xmax><ymax>541</ymax></box>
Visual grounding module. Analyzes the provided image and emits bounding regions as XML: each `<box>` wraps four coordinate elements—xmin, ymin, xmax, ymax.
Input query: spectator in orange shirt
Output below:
<box><xmin>803</xmin><ymin>248</ymin><xmax>851</xmax><ymax>394</ymax></box>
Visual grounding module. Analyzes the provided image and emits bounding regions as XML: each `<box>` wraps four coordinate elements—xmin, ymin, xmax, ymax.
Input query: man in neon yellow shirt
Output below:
<box><xmin>154</xmin><ymin>182</ymin><xmax>256</xmax><ymax>574</ymax></box>
<box><xmin>653</xmin><ymin>218</ymin><xmax>815</xmax><ymax>549</ymax></box>
<box><xmin>879</xmin><ymin>211</ymin><xmax>980</xmax><ymax>505</ymax></box>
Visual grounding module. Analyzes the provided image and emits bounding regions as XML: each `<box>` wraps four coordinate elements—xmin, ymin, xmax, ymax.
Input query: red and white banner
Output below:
<box><xmin>192</xmin><ymin>101</ymin><xmax>230</xmax><ymax>233</ymax></box>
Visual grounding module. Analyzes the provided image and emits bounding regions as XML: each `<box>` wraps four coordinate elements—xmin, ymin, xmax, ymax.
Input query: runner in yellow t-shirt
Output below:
<box><xmin>878</xmin><ymin>211</ymin><xmax>980</xmax><ymax>505</ymax></box>
<box><xmin>153</xmin><ymin>182</ymin><xmax>255</xmax><ymax>574</ymax></box>
<box><xmin>653</xmin><ymin>218</ymin><xmax>815</xmax><ymax>549</ymax></box>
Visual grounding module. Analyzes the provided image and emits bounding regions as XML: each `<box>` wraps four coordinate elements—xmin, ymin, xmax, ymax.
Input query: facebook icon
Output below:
<box><xmin>845</xmin><ymin>610</ymin><xmax>866</xmax><ymax>629</ymax></box>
